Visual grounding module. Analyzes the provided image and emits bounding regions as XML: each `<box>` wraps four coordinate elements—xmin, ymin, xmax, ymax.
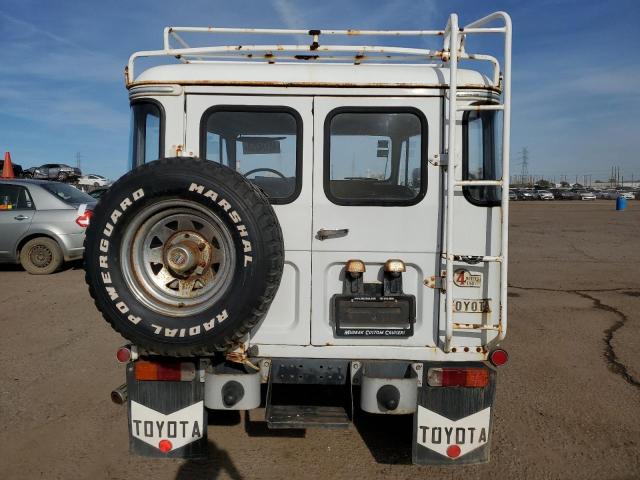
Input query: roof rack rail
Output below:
<box><xmin>126</xmin><ymin>12</ymin><xmax>507</xmax><ymax>86</ymax></box>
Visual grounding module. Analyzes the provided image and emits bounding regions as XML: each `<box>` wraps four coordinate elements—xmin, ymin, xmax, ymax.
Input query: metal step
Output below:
<box><xmin>452</xmin><ymin>323</ymin><xmax>500</xmax><ymax>331</ymax></box>
<box><xmin>441</xmin><ymin>254</ymin><xmax>503</xmax><ymax>263</ymax></box>
<box><xmin>457</xmin><ymin>104</ymin><xmax>504</xmax><ymax>111</ymax></box>
<box><xmin>266</xmin><ymin>405</ymin><xmax>351</xmax><ymax>429</ymax></box>
<box><xmin>455</xmin><ymin>179</ymin><xmax>503</xmax><ymax>187</ymax></box>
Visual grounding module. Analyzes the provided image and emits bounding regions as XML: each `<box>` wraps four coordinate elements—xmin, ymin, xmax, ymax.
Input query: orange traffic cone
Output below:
<box><xmin>2</xmin><ymin>152</ymin><xmax>15</xmax><ymax>179</ymax></box>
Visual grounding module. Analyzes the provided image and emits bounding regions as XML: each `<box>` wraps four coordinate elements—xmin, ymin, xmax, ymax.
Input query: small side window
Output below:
<box><xmin>462</xmin><ymin>106</ymin><xmax>503</xmax><ymax>206</ymax></box>
<box><xmin>129</xmin><ymin>101</ymin><xmax>164</xmax><ymax>168</ymax></box>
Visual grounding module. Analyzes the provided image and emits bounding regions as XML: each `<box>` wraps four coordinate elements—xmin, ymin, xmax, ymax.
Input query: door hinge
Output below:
<box><xmin>424</xmin><ymin>270</ymin><xmax>447</xmax><ymax>290</ymax></box>
<box><xmin>429</xmin><ymin>153</ymin><xmax>448</xmax><ymax>167</ymax></box>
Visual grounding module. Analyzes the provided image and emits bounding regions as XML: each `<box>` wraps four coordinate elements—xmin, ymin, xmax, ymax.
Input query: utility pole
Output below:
<box><xmin>519</xmin><ymin>147</ymin><xmax>529</xmax><ymax>186</ymax></box>
<box><xmin>75</xmin><ymin>151</ymin><xmax>82</xmax><ymax>171</ymax></box>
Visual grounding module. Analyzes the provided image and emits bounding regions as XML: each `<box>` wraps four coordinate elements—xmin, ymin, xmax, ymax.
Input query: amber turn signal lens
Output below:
<box><xmin>345</xmin><ymin>259</ymin><xmax>366</xmax><ymax>274</ymax></box>
<box><xmin>384</xmin><ymin>259</ymin><xmax>406</xmax><ymax>273</ymax></box>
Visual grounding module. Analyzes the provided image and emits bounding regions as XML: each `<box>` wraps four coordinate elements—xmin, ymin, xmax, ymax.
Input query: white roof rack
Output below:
<box><xmin>126</xmin><ymin>12</ymin><xmax>508</xmax><ymax>87</ymax></box>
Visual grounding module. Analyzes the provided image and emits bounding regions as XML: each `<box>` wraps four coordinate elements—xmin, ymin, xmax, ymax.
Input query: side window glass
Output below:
<box><xmin>463</xmin><ymin>108</ymin><xmax>503</xmax><ymax>205</ymax></box>
<box><xmin>17</xmin><ymin>187</ymin><xmax>34</xmax><ymax>210</ymax></box>
<box><xmin>0</xmin><ymin>185</ymin><xmax>33</xmax><ymax>210</ymax></box>
<box><xmin>129</xmin><ymin>102</ymin><xmax>163</xmax><ymax>168</ymax></box>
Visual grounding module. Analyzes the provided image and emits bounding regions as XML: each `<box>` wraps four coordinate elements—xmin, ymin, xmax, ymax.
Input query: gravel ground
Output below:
<box><xmin>1</xmin><ymin>200</ymin><xmax>639</xmax><ymax>480</ymax></box>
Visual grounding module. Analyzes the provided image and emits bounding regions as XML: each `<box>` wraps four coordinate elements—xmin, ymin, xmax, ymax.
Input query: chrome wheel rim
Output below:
<box><xmin>120</xmin><ymin>200</ymin><xmax>235</xmax><ymax>317</ymax></box>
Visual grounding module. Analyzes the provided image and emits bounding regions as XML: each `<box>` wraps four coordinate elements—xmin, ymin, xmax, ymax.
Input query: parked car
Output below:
<box><xmin>537</xmin><ymin>190</ymin><xmax>554</xmax><ymax>200</ymax></box>
<box><xmin>551</xmin><ymin>188</ymin><xmax>579</xmax><ymax>200</ymax></box>
<box><xmin>516</xmin><ymin>189</ymin><xmax>536</xmax><ymax>200</ymax></box>
<box><xmin>573</xmin><ymin>190</ymin><xmax>596</xmax><ymax>200</ymax></box>
<box><xmin>617</xmin><ymin>191</ymin><xmax>634</xmax><ymax>200</ymax></box>
<box><xmin>88</xmin><ymin>186</ymin><xmax>109</xmax><ymax>199</ymax></box>
<box><xmin>23</xmin><ymin>163</ymin><xmax>82</xmax><ymax>181</ymax></box>
<box><xmin>0</xmin><ymin>159</ymin><xmax>24</xmax><ymax>178</ymax></box>
<box><xmin>0</xmin><ymin>160</ymin><xmax>24</xmax><ymax>178</ymax></box>
<box><xmin>82</xmin><ymin>11</ymin><xmax>515</xmax><ymax>465</ymax></box>
<box><xmin>508</xmin><ymin>189</ymin><xmax>517</xmax><ymax>200</ymax></box>
<box><xmin>78</xmin><ymin>174</ymin><xmax>111</xmax><ymax>188</ymax></box>
<box><xmin>0</xmin><ymin>179</ymin><xmax>95</xmax><ymax>274</ymax></box>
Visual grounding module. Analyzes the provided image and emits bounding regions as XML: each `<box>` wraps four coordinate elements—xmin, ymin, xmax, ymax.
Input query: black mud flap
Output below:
<box><xmin>412</xmin><ymin>362</ymin><xmax>497</xmax><ymax>465</ymax></box>
<box><xmin>126</xmin><ymin>362</ymin><xmax>208</xmax><ymax>459</ymax></box>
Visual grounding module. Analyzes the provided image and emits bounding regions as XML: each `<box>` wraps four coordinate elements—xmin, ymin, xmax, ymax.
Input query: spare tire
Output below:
<box><xmin>84</xmin><ymin>157</ymin><xmax>284</xmax><ymax>356</ymax></box>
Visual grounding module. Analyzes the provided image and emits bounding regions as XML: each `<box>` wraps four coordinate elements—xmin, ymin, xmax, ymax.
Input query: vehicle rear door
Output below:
<box><xmin>311</xmin><ymin>96</ymin><xmax>442</xmax><ymax>347</ymax></box>
<box><xmin>0</xmin><ymin>184</ymin><xmax>35</xmax><ymax>260</ymax></box>
<box><xmin>186</xmin><ymin>94</ymin><xmax>313</xmax><ymax>345</ymax></box>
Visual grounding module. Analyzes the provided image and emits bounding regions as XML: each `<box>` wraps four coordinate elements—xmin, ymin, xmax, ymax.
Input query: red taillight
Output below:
<box><xmin>134</xmin><ymin>360</ymin><xmax>196</xmax><ymax>381</ymax></box>
<box><xmin>76</xmin><ymin>209</ymin><xmax>93</xmax><ymax>228</ymax></box>
<box><xmin>489</xmin><ymin>349</ymin><xmax>509</xmax><ymax>367</ymax></box>
<box><xmin>116</xmin><ymin>347</ymin><xmax>131</xmax><ymax>363</ymax></box>
<box><xmin>427</xmin><ymin>367</ymin><xmax>490</xmax><ymax>388</ymax></box>
<box><xmin>116</xmin><ymin>345</ymin><xmax>138</xmax><ymax>363</ymax></box>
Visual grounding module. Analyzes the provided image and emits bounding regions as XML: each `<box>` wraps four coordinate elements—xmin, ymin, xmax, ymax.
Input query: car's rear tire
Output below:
<box><xmin>20</xmin><ymin>237</ymin><xmax>64</xmax><ymax>275</ymax></box>
<box><xmin>84</xmin><ymin>157</ymin><xmax>284</xmax><ymax>356</ymax></box>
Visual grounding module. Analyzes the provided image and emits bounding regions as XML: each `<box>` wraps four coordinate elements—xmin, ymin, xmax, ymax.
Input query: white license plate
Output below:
<box><xmin>453</xmin><ymin>299</ymin><xmax>491</xmax><ymax>313</ymax></box>
<box><xmin>416</xmin><ymin>406</ymin><xmax>491</xmax><ymax>459</ymax></box>
<box><xmin>130</xmin><ymin>400</ymin><xmax>204</xmax><ymax>452</ymax></box>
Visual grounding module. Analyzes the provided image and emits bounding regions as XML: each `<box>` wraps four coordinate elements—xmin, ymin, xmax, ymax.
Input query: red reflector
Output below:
<box><xmin>134</xmin><ymin>360</ymin><xmax>196</xmax><ymax>381</ymax></box>
<box><xmin>75</xmin><ymin>209</ymin><xmax>93</xmax><ymax>228</ymax></box>
<box><xmin>447</xmin><ymin>444</ymin><xmax>461</xmax><ymax>458</ymax></box>
<box><xmin>116</xmin><ymin>347</ymin><xmax>131</xmax><ymax>363</ymax></box>
<box><xmin>158</xmin><ymin>439</ymin><xmax>172</xmax><ymax>453</ymax></box>
<box><xmin>489</xmin><ymin>349</ymin><xmax>509</xmax><ymax>367</ymax></box>
<box><xmin>427</xmin><ymin>367</ymin><xmax>489</xmax><ymax>388</ymax></box>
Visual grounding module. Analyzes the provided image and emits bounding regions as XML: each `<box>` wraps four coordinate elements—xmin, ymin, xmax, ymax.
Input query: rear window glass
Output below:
<box><xmin>324</xmin><ymin>109</ymin><xmax>427</xmax><ymax>206</ymax></box>
<box><xmin>42</xmin><ymin>183</ymin><xmax>95</xmax><ymax>205</ymax></box>
<box><xmin>201</xmin><ymin>107</ymin><xmax>302</xmax><ymax>204</ymax></box>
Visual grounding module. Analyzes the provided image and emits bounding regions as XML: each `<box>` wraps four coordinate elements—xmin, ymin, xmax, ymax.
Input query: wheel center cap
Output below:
<box><xmin>166</xmin><ymin>245</ymin><xmax>196</xmax><ymax>272</ymax></box>
<box><xmin>163</xmin><ymin>230</ymin><xmax>212</xmax><ymax>276</ymax></box>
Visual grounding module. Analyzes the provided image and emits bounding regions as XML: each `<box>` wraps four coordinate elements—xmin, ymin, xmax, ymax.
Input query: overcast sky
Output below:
<box><xmin>0</xmin><ymin>0</ymin><xmax>638</xmax><ymax>182</ymax></box>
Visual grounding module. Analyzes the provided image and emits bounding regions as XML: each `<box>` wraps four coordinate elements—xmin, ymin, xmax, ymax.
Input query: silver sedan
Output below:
<box><xmin>0</xmin><ymin>179</ymin><xmax>96</xmax><ymax>274</ymax></box>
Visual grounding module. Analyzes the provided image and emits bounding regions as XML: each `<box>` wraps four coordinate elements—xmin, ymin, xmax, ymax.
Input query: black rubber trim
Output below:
<box><xmin>199</xmin><ymin>105</ymin><xmax>303</xmax><ymax>205</ymax></box>
<box><xmin>129</xmin><ymin>98</ymin><xmax>165</xmax><ymax>169</ymax></box>
<box><xmin>461</xmin><ymin>103</ymin><xmax>501</xmax><ymax>208</ymax></box>
<box><xmin>323</xmin><ymin>106</ymin><xmax>428</xmax><ymax>207</ymax></box>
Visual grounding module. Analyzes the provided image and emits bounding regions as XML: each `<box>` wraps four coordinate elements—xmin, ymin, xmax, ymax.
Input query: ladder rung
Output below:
<box><xmin>457</xmin><ymin>104</ymin><xmax>504</xmax><ymax>111</ymax></box>
<box><xmin>455</xmin><ymin>179</ymin><xmax>503</xmax><ymax>187</ymax></box>
<box><xmin>452</xmin><ymin>323</ymin><xmax>500</xmax><ymax>331</ymax></box>
<box><xmin>443</xmin><ymin>254</ymin><xmax>503</xmax><ymax>263</ymax></box>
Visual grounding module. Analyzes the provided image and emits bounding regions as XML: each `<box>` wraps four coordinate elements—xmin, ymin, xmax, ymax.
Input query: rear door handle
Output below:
<box><xmin>14</xmin><ymin>215</ymin><xmax>30</xmax><ymax>220</ymax></box>
<box><xmin>317</xmin><ymin>228</ymin><xmax>349</xmax><ymax>240</ymax></box>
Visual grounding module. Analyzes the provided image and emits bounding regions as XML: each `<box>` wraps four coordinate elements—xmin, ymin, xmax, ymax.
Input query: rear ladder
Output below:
<box><xmin>442</xmin><ymin>12</ymin><xmax>512</xmax><ymax>352</ymax></box>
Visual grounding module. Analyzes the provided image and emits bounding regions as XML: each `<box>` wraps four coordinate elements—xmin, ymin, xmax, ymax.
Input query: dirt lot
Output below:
<box><xmin>1</xmin><ymin>201</ymin><xmax>639</xmax><ymax>480</ymax></box>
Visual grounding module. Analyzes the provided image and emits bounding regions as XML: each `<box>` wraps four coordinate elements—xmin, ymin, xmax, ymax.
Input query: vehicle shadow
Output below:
<box><xmin>174</xmin><ymin>440</ymin><xmax>243</xmax><ymax>480</ymax></box>
<box><xmin>0</xmin><ymin>259</ymin><xmax>84</xmax><ymax>273</ymax></box>
<box><xmin>353</xmin><ymin>410</ymin><xmax>414</xmax><ymax>465</ymax></box>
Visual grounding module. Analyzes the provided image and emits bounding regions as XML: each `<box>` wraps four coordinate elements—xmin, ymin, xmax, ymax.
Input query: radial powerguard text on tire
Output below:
<box><xmin>85</xmin><ymin>158</ymin><xmax>284</xmax><ymax>356</ymax></box>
